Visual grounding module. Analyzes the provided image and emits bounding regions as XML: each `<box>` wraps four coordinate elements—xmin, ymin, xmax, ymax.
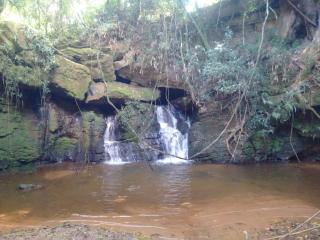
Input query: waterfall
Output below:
<box><xmin>104</xmin><ymin>116</ymin><xmax>126</xmax><ymax>165</ymax></box>
<box><xmin>104</xmin><ymin>106</ymin><xmax>190</xmax><ymax>165</ymax></box>
<box><xmin>155</xmin><ymin>106</ymin><xmax>190</xmax><ymax>164</ymax></box>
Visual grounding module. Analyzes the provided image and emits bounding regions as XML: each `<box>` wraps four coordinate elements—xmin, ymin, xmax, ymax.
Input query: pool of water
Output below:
<box><xmin>1</xmin><ymin>163</ymin><xmax>320</xmax><ymax>239</ymax></box>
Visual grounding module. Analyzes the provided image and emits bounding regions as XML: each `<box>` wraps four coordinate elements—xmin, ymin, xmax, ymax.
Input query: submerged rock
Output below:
<box><xmin>17</xmin><ymin>184</ymin><xmax>44</xmax><ymax>191</ymax></box>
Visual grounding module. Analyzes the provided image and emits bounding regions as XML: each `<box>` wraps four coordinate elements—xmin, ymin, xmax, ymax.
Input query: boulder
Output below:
<box><xmin>117</xmin><ymin>64</ymin><xmax>187</xmax><ymax>90</ymax></box>
<box><xmin>51</xmin><ymin>56</ymin><xmax>92</xmax><ymax>101</ymax></box>
<box><xmin>60</xmin><ymin>47</ymin><xmax>116</xmax><ymax>81</ymax></box>
<box><xmin>86</xmin><ymin>82</ymin><xmax>160</xmax><ymax>104</ymax></box>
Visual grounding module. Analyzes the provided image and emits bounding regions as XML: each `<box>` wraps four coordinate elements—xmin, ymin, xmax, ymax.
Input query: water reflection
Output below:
<box><xmin>97</xmin><ymin>164</ymin><xmax>192</xmax><ymax>214</ymax></box>
<box><xmin>1</xmin><ymin>163</ymin><xmax>320</xmax><ymax>225</ymax></box>
<box><xmin>155</xmin><ymin>165</ymin><xmax>192</xmax><ymax>211</ymax></box>
<box><xmin>100</xmin><ymin>165</ymin><xmax>127</xmax><ymax>213</ymax></box>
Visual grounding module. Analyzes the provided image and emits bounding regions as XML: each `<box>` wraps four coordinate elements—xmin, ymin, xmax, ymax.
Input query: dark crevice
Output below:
<box><xmin>156</xmin><ymin>87</ymin><xmax>187</xmax><ymax>105</ymax></box>
<box><xmin>115</xmin><ymin>71</ymin><xmax>131</xmax><ymax>84</ymax></box>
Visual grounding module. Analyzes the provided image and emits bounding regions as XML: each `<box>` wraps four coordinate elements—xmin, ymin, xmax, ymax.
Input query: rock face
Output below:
<box><xmin>0</xmin><ymin>99</ymin><xmax>41</xmax><ymax>170</ymax></box>
<box><xmin>44</xmin><ymin>103</ymin><xmax>106</xmax><ymax>163</ymax></box>
<box><xmin>0</xmin><ymin>96</ymin><xmax>108</xmax><ymax>170</ymax></box>
<box><xmin>189</xmin><ymin>102</ymin><xmax>233</xmax><ymax>162</ymax></box>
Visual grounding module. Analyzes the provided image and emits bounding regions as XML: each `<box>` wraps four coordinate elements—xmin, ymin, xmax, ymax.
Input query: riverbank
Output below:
<box><xmin>0</xmin><ymin>223</ymin><xmax>147</xmax><ymax>240</ymax></box>
<box><xmin>1</xmin><ymin>217</ymin><xmax>320</xmax><ymax>240</ymax></box>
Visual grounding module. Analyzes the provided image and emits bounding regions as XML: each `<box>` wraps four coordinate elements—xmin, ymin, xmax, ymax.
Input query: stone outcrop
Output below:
<box><xmin>86</xmin><ymin>82</ymin><xmax>160</xmax><ymax>104</ymax></box>
<box><xmin>116</xmin><ymin>60</ymin><xmax>187</xmax><ymax>90</ymax></box>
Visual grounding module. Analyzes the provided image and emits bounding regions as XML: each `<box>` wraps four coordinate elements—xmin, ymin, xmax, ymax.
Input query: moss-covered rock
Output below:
<box><xmin>0</xmin><ymin>102</ymin><xmax>41</xmax><ymax>170</ymax></box>
<box><xmin>50</xmin><ymin>137</ymin><xmax>77</xmax><ymax>154</ymax></box>
<box><xmin>0</xmin><ymin>21</ymin><xmax>51</xmax><ymax>89</ymax></box>
<box><xmin>51</xmin><ymin>56</ymin><xmax>92</xmax><ymax>100</ymax></box>
<box><xmin>47</xmin><ymin>136</ymin><xmax>77</xmax><ymax>162</ymax></box>
<box><xmin>86</xmin><ymin>82</ymin><xmax>160</xmax><ymax>104</ymax></box>
<box><xmin>60</xmin><ymin>47</ymin><xmax>99</xmax><ymax>61</ymax></box>
<box><xmin>60</xmin><ymin>47</ymin><xmax>116</xmax><ymax>81</ymax></box>
<box><xmin>107</xmin><ymin>82</ymin><xmax>159</xmax><ymax>101</ymax></box>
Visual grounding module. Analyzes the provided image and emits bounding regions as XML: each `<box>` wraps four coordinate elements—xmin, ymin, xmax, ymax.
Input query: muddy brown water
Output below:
<box><xmin>0</xmin><ymin>163</ymin><xmax>320</xmax><ymax>239</ymax></box>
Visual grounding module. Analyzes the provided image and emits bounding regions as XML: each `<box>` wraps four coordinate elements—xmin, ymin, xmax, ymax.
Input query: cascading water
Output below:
<box><xmin>104</xmin><ymin>106</ymin><xmax>190</xmax><ymax>165</ymax></box>
<box><xmin>155</xmin><ymin>106</ymin><xmax>190</xmax><ymax>164</ymax></box>
<box><xmin>104</xmin><ymin>116</ymin><xmax>125</xmax><ymax>165</ymax></box>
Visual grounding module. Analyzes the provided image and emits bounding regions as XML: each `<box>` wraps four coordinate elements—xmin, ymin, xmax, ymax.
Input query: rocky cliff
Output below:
<box><xmin>1</xmin><ymin>0</ymin><xmax>320</xmax><ymax>169</ymax></box>
<box><xmin>0</xmin><ymin>21</ymin><xmax>167</xmax><ymax>170</ymax></box>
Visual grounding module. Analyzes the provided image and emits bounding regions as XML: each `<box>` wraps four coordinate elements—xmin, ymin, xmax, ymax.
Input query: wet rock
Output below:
<box><xmin>17</xmin><ymin>184</ymin><xmax>43</xmax><ymax>191</ymax></box>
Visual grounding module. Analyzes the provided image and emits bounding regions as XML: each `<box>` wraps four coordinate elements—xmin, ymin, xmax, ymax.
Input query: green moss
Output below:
<box><xmin>50</xmin><ymin>137</ymin><xmax>77</xmax><ymax>154</ymax></box>
<box><xmin>0</xmin><ymin>21</ymin><xmax>52</xmax><ymax>92</ymax></box>
<box><xmin>0</xmin><ymin>107</ymin><xmax>41</xmax><ymax>170</ymax></box>
<box><xmin>60</xmin><ymin>47</ymin><xmax>116</xmax><ymax>81</ymax></box>
<box><xmin>107</xmin><ymin>82</ymin><xmax>160</xmax><ymax>101</ymax></box>
<box><xmin>60</xmin><ymin>47</ymin><xmax>99</xmax><ymax>61</ymax></box>
<box><xmin>52</xmin><ymin>56</ymin><xmax>92</xmax><ymax>100</ymax></box>
<box><xmin>84</xmin><ymin>53</ymin><xmax>115</xmax><ymax>81</ymax></box>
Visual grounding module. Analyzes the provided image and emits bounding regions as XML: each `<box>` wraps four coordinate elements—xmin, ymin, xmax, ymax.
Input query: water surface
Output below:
<box><xmin>1</xmin><ymin>163</ymin><xmax>320</xmax><ymax>239</ymax></box>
